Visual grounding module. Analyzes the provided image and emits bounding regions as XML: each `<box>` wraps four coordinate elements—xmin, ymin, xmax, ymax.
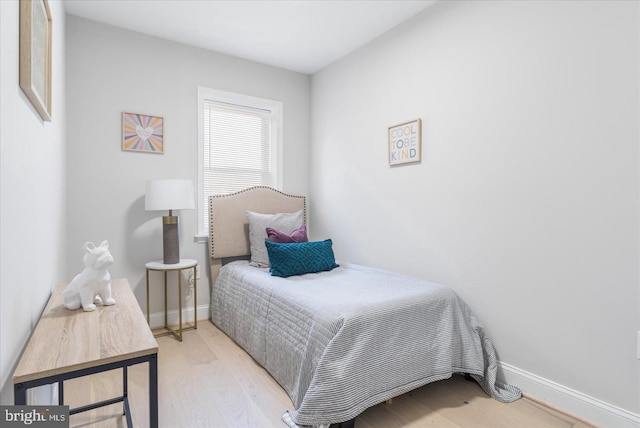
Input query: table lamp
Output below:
<box><xmin>145</xmin><ymin>179</ymin><xmax>195</xmax><ymax>264</ymax></box>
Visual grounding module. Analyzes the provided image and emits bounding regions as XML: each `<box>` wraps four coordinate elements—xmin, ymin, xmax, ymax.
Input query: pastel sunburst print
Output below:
<box><xmin>122</xmin><ymin>112</ymin><xmax>164</xmax><ymax>153</ymax></box>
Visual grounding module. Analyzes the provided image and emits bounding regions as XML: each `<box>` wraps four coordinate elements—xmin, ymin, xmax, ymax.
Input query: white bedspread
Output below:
<box><xmin>210</xmin><ymin>261</ymin><xmax>520</xmax><ymax>427</ymax></box>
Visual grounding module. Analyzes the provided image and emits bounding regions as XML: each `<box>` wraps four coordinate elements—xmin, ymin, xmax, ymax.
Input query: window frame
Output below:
<box><xmin>196</xmin><ymin>86</ymin><xmax>283</xmax><ymax>241</ymax></box>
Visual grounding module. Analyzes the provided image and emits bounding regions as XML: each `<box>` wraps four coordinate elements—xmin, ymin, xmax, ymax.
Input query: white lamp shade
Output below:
<box><xmin>145</xmin><ymin>179</ymin><xmax>195</xmax><ymax>211</ymax></box>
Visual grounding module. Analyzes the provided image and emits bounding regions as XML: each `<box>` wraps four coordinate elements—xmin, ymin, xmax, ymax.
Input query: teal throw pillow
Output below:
<box><xmin>265</xmin><ymin>239</ymin><xmax>339</xmax><ymax>278</ymax></box>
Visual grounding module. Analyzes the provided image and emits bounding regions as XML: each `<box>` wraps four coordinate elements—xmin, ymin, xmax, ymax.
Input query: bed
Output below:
<box><xmin>208</xmin><ymin>186</ymin><xmax>521</xmax><ymax>428</ymax></box>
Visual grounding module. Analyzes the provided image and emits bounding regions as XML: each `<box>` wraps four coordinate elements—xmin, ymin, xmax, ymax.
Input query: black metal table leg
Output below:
<box><xmin>14</xmin><ymin>383</ymin><xmax>26</xmax><ymax>405</ymax></box>
<box><xmin>149</xmin><ymin>353</ymin><xmax>158</xmax><ymax>428</ymax></box>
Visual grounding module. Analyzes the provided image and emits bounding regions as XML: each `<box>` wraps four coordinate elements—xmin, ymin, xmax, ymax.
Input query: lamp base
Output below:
<box><xmin>162</xmin><ymin>215</ymin><xmax>179</xmax><ymax>264</ymax></box>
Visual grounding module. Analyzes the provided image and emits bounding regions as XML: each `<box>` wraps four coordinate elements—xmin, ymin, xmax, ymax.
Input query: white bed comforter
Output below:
<box><xmin>210</xmin><ymin>261</ymin><xmax>520</xmax><ymax>427</ymax></box>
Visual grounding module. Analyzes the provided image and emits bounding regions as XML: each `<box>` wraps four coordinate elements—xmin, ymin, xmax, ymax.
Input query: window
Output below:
<box><xmin>197</xmin><ymin>87</ymin><xmax>282</xmax><ymax>238</ymax></box>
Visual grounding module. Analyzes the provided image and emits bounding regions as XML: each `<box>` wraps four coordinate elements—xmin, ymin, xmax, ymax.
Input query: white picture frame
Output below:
<box><xmin>388</xmin><ymin>118</ymin><xmax>421</xmax><ymax>166</ymax></box>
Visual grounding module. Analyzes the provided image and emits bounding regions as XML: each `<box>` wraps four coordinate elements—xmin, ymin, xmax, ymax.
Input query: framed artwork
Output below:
<box><xmin>19</xmin><ymin>0</ymin><xmax>52</xmax><ymax>122</ymax></box>
<box><xmin>388</xmin><ymin>118</ymin><xmax>422</xmax><ymax>166</ymax></box>
<box><xmin>122</xmin><ymin>112</ymin><xmax>164</xmax><ymax>153</ymax></box>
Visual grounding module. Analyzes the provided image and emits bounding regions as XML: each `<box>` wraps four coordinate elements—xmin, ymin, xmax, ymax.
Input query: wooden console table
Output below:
<box><xmin>13</xmin><ymin>278</ymin><xmax>159</xmax><ymax>427</ymax></box>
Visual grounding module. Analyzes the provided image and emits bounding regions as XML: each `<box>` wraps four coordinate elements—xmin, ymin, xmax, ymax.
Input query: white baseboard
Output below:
<box><xmin>148</xmin><ymin>303</ymin><xmax>210</xmax><ymax>329</ymax></box>
<box><xmin>499</xmin><ymin>362</ymin><xmax>640</xmax><ymax>428</ymax></box>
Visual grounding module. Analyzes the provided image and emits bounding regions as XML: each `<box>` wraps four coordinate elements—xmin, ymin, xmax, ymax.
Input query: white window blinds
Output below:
<box><xmin>197</xmin><ymin>87</ymin><xmax>282</xmax><ymax>238</ymax></box>
<box><xmin>203</xmin><ymin>101</ymin><xmax>272</xmax><ymax>195</ymax></box>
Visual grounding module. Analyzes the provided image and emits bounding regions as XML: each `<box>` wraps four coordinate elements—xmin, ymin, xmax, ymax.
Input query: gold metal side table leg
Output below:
<box><xmin>178</xmin><ymin>269</ymin><xmax>183</xmax><ymax>341</ymax></box>
<box><xmin>146</xmin><ymin>269</ymin><xmax>150</xmax><ymax>325</ymax></box>
<box><xmin>163</xmin><ymin>271</ymin><xmax>168</xmax><ymax>331</ymax></box>
<box><xmin>193</xmin><ymin>265</ymin><xmax>197</xmax><ymax>330</ymax></box>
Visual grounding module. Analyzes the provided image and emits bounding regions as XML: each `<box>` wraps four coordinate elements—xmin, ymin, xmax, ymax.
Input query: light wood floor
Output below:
<box><xmin>64</xmin><ymin>320</ymin><xmax>595</xmax><ymax>428</ymax></box>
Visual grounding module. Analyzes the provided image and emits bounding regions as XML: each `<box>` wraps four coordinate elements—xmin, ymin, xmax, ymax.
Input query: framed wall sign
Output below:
<box><xmin>19</xmin><ymin>0</ymin><xmax>52</xmax><ymax>122</ymax></box>
<box><xmin>388</xmin><ymin>118</ymin><xmax>422</xmax><ymax>166</ymax></box>
<box><xmin>122</xmin><ymin>112</ymin><xmax>164</xmax><ymax>153</ymax></box>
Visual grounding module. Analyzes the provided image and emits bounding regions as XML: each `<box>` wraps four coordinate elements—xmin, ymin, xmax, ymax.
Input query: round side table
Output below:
<box><xmin>145</xmin><ymin>259</ymin><xmax>197</xmax><ymax>341</ymax></box>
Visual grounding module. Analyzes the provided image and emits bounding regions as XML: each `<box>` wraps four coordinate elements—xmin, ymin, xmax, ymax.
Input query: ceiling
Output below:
<box><xmin>62</xmin><ymin>0</ymin><xmax>437</xmax><ymax>74</ymax></box>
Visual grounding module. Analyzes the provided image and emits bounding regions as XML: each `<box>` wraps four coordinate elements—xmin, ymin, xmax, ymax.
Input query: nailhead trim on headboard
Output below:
<box><xmin>208</xmin><ymin>186</ymin><xmax>307</xmax><ymax>260</ymax></box>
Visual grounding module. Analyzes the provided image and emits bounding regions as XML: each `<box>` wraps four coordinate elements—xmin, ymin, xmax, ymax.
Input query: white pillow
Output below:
<box><xmin>246</xmin><ymin>210</ymin><xmax>304</xmax><ymax>268</ymax></box>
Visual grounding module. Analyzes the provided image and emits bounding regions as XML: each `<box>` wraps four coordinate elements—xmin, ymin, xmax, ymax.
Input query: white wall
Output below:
<box><xmin>311</xmin><ymin>0</ymin><xmax>639</xmax><ymax>423</ymax></box>
<box><xmin>0</xmin><ymin>0</ymin><xmax>67</xmax><ymax>404</ymax></box>
<box><xmin>65</xmin><ymin>17</ymin><xmax>311</xmax><ymax>324</ymax></box>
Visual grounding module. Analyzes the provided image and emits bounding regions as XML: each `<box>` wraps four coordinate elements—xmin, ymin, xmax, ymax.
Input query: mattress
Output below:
<box><xmin>210</xmin><ymin>261</ymin><xmax>521</xmax><ymax>427</ymax></box>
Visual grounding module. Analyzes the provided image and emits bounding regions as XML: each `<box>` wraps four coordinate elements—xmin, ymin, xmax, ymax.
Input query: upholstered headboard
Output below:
<box><xmin>208</xmin><ymin>186</ymin><xmax>306</xmax><ymax>282</ymax></box>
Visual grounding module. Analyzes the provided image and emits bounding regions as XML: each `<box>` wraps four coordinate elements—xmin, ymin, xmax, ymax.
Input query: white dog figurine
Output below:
<box><xmin>63</xmin><ymin>240</ymin><xmax>115</xmax><ymax>311</ymax></box>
